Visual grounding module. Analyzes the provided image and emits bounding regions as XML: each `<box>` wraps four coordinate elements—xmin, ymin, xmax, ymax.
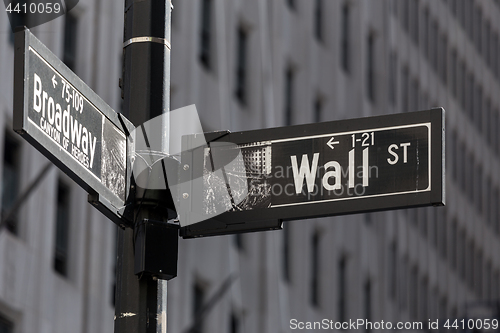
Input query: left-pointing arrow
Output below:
<box><xmin>327</xmin><ymin>137</ymin><xmax>340</xmax><ymax>149</ymax></box>
<box><xmin>51</xmin><ymin>75</ymin><xmax>57</xmax><ymax>88</ymax></box>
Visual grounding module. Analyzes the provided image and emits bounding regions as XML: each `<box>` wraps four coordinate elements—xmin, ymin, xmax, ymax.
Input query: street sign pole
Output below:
<box><xmin>114</xmin><ymin>0</ymin><xmax>174</xmax><ymax>332</ymax></box>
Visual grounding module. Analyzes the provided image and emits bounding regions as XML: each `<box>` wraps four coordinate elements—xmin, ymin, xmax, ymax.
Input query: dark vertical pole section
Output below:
<box><xmin>122</xmin><ymin>0</ymin><xmax>172</xmax><ymax>124</ymax></box>
<box><xmin>114</xmin><ymin>0</ymin><xmax>172</xmax><ymax>332</ymax></box>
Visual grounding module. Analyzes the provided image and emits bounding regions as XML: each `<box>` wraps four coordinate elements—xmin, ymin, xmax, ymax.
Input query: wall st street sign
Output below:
<box><xmin>180</xmin><ymin>109</ymin><xmax>445</xmax><ymax>238</ymax></box>
<box><xmin>14</xmin><ymin>28</ymin><xmax>134</xmax><ymax>225</ymax></box>
<box><xmin>12</xmin><ymin>30</ymin><xmax>445</xmax><ymax>238</ymax></box>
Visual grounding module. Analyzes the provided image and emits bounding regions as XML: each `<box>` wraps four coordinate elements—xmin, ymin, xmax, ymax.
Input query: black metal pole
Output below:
<box><xmin>114</xmin><ymin>0</ymin><xmax>172</xmax><ymax>332</ymax></box>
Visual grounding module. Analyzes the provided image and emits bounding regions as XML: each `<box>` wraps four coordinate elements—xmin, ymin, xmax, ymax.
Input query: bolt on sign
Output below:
<box><xmin>13</xmin><ymin>28</ymin><xmax>134</xmax><ymax>225</ymax></box>
<box><xmin>179</xmin><ymin>109</ymin><xmax>445</xmax><ymax>238</ymax></box>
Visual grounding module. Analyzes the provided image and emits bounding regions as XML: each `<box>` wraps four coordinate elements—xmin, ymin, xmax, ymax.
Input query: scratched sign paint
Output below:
<box><xmin>180</xmin><ymin>109</ymin><xmax>444</xmax><ymax>238</ymax></box>
<box><xmin>14</xmin><ymin>28</ymin><xmax>130</xmax><ymax>214</ymax></box>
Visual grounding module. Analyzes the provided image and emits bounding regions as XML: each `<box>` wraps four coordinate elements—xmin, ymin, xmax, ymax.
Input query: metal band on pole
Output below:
<box><xmin>114</xmin><ymin>0</ymin><xmax>174</xmax><ymax>332</ymax></box>
<box><xmin>123</xmin><ymin>37</ymin><xmax>171</xmax><ymax>50</ymax></box>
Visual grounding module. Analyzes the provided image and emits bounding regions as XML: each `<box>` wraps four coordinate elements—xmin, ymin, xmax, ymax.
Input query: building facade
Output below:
<box><xmin>0</xmin><ymin>0</ymin><xmax>499</xmax><ymax>332</ymax></box>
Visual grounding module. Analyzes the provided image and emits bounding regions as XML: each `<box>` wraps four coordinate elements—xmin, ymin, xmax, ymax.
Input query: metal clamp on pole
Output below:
<box><xmin>134</xmin><ymin>219</ymin><xmax>179</xmax><ymax>281</ymax></box>
<box><xmin>123</xmin><ymin>37</ymin><xmax>171</xmax><ymax>50</ymax></box>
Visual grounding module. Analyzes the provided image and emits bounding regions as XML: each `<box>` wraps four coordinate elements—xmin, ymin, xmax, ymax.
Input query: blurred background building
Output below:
<box><xmin>0</xmin><ymin>0</ymin><xmax>500</xmax><ymax>332</ymax></box>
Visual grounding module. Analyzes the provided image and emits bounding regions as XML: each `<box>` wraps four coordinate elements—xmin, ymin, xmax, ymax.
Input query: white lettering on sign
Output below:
<box><xmin>291</xmin><ymin>153</ymin><xmax>319</xmax><ymax>194</ymax></box>
<box><xmin>291</xmin><ymin>149</ymin><xmax>370</xmax><ymax>194</ymax></box>
<box><xmin>387</xmin><ymin>143</ymin><xmax>411</xmax><ymax>165</ymax></box>
<box><xmin>400</xmin><ymin>143</ymin><xmax>411</xmax><ymax>163</ymax></box>
<box><xmin>33</xmin><ymin>73</ymin><xmax>97</xmax><ymax>168</ymax></box>
<box><xmin>322</xmin><ymin>161</ymin><xmax>341</xmax><ymax>191</ymax></box>
<box><xmin>362</xmin><ymin>147</ymin><xmax>369</xmax><ymax>186</ymax></box>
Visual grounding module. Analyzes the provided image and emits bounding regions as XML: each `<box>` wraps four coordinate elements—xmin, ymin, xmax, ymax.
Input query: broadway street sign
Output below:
<box><xmin>180</xmin><ymin>109</ymin><xmax>445</xmax><ymax>238</ymax></box>
<box><xmin>14</xmin><ymin>28</ymin><xmax>134</xmax><ymax>226</ymax></box>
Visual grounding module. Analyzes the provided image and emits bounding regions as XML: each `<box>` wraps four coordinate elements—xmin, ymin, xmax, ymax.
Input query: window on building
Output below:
<box><xmin>283</xmin><ymin>224</ymin><xmax>291</xmax><ymax>281</ymax></box>
<box><xmin>235</xmin><ymin>26</ymin><xmax>248</xmax><ymax>104</ymax></box>
<box><xmin>63</xmin><ymin>13</ymin><xmax>78</xmax><ymax>71</ymax></box>
<box><xmin>458</xmin><ymin>141</ymin><xmax>465</xmax><ymax>190</ymax></box>
<box><xmin>439</xmin><ymin>297</ymin><xmax>447</xmax><ymax>319</ymax></box>
<box><xmin>192</xmin><ymin>284</ymin><xmax>205</xmax><ymax>333</ymax></box>
<box><xmin>391</xmin><ymin>0</ymin><xmax>398</xmax><ymax>16</ymax></box>
<box><xmin>314</xmin><ymin>97</ymin><xmax>322</xmax><ymax>123</ymax></box>
<box><xmin>314</xmin><ymin>0</ymin><xmax>323</xmax><ymax>42</ymax></box>
<box><xmin>401</xmin><ymin>0</ymin><xmax>409</xmax><ymax>32</ymax></box>
<box><xmin>449</xmin><ymin>219</ymin><xmax>457</xmax><ymax>270</ymax></box>
<box><xmin>429</xmin><ymin>287</ymin><xmax>438</xmax><ymax>319</ymax></box>
<box><xmin>485</xmin><ymin>99</ymin><xmax>492</xmax><ymax>147</ymax></box>
<box><xmin>484</xmin><ymin>22</ymin><xmax>491</xmax><ymax>68</ymax></box>
<box><xmin>364</xmin><ymin>280</ymin><xmax>371</xmax><ymax>333</ymax></box>
<box><xmin>474</xmin><ymin>164</ymin><xmax>483</xmax><ymax>214</ymax></box>
<box><xmin>464</xmin><ymin>0</ymin><xmax>473</xmax><ymax>39</ymax></box>
<box><xmin>398</xmin><ymin>257</ymin><xmax>408</xmax><ymax>309</ymax></box>
<box><xmin>466</xmin><ymin>241</ymin><xmax>474</xmax><ymax>289</ymax></box>
<box><xmin>422</xmin><ymin>8</ymin><xmax>430</xmax><ymax>59</ymax></box>
<box><xmin>341</xmin><ymin>3</ymin><xmax>350</xmax><ymax>73</ymax></box>
<box><xmin>465</xmin><ymin>152</ymin><xmax>473</xmax><ymax>199</ymax></box>
<box><xmin>494</xmin><ymin>271</ymin><xmax>500</xmax><ymax>300</ymax></box>
<box><xmin>366</xmin><ymin>32</ymin><xmax>376</xmax><ymax>103</ymax></box>
<box><xmin>311</xmin><ymin>231</ymin><xmax>320</xmax><ymax>307</ymax></box>
<box><xmin>457</xmin><ymin>0</ymin><xmax>465</xmax><ymax>28</ymax></box>
<box><xmin>409</xmin><ymin>78</ymin><xmax>419</xmax><ymax>111</ymax></box>
<box><xmin>284</xmin><ymin>66</ymin><xmax>294</xmax><ymax>126</ymax></box>
<box><xmin>54</xmin><ymin>180</ymin><xmax>70</xmax><ymax>276</ymax></box>
<box><xmin>229</xmin><ymin>313</ymin><xmax>239</xmax><ymax>333</ymax></box>
<box><xmin>450</xmin><ymin>130</ymin><xmax>457</xmax><ymax>181</ymax></box>
<box><xmin>439</xmin><ymin>215</ymin><xmax>447</xmax><ymax>259</ymax></box>
<box><xmin>450</xmin><ymin>50</ymin><xmax>458</xmax><ymax>97</ymax></box>
<box><xmin>388</xmin><ymin>242</ymin><xmax>397</xmax><ymax>300</ymax></box>
<box><xmin>199</xmin><ymin>0</ymin><xmax>212</xmax><ymax>69</ymax></box>
<box><xmin>459</xmin><ymin>61</ymin><xmax>466</xmax><ymax>110</ymax></box>
<box><xmin>234</xmin><ymin>234</ymin><xmax>243</xmax><ymax>250</ymax></box>
<box><xmin>409</xmin><ymin>266</ymin><xmax>418</xmax><ymax>319</ymax></box>
<box><xmin>338</xmin><ymin>257</ymin><xmax>347</xmax><ymax>323</ymax></box>
<box><xmin>492</xmin><ymin>33</ymin><xmax>499</xmax><ymax>78</ymax></box>
<box><xmin>431</xmin><ymin>209</ymin><xmax>438</xmax><ymax>248</ymax></box>
<box><xmin>474</xmin><ymin>85</ymin><xmax>483</xmax><ymax>131</ymax></box>
<box><xmin>458</xmin><ymin>229</ymin><xmax>466</xmax><ymax>280</ymax></box>
<box><xmin>430</xmin><ymin>20</ymin><xmax>438</xmax><ymax>71</ymax></box>
<box><xmin>0</xmin><ymin>315</ymin><xmax>13</xmax><ymax>333</ymax></box>
<box><xmin>474</xmin><ymin>6</ymin><xmax>482</xmax><ymax>54</ymax></box>
<box><xmin>466</xmin><ymin>74</ymin><xmax>474</xmax><ymax>121</ymax></box>
<box><xmin>409</xmin><ymin>0</ymin><xmax>419</xmax><ymax>45</ymax></box>
<box><xmin>439</xmin><ymin>34</ymin><xmax>448</xmax><ymax>85</ymax></box>
<box><xmin>494</xmin><ymin>188</ymin><xmax>500</xmax><ymax>234</ymax></box>
<box><xmin>418</xmin><ymin>277</ymin><xmax>428</xmax><ymax>321</ymax></box>
<box><xmin>401</xmin><ymin>66</ymin><xmax>409</xmax><ymax>112</ymax></box>
<box><xmin>485</xmin><ymin>178</ymin><xmax>492</xmax><ymax>227</ymax></box>
<box><xmin>389</xmin><ymin>51</ymin><xmax>397</xmax><ymax>106</ymax></box>
<box><xmin>418</xmin><ymin>90</ymin><xmax>427</xmax><ymax>111</ymax></box>
<box><xmin>495</xmin><ymin>109</ymin><xmax>500</xmax><ymax>155</ymax></box>
<box><xmin>485</xmin><ymin>262</ymin><xmax>492</xmax><ymax>299</ymax></box>
<box><xmin>475</xmin><ymin>251</ymin><xmax>483</xmax><ymax>297</ymax></box>
<box><xmin>408</xmin><ymin>208</ymin><xmax>417</xmax><ymax>225</ymax></box>
<box><xmin>1</xmin><ymin>133</ymin><xmax>20</xmax><ymax>235</ymax></box>
<box><xmin>419</xmin><ymin>209</ymin><xmax>427</xmax><ymax>237</ymax></box>
<box><xmin>449</xmin><ymin>0</ymin><xmax>457</xmax><ymax>16</ymax></box>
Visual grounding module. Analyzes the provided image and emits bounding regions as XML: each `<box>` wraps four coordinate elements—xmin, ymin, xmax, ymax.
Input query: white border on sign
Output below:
<box><xmin>27</xmin><ymin>47</ymin><xmax>127</xmax><ymax>183</ymax></box>
<box><xmin>270</xmin><ymin>123</ymin><xmax>432</xmax><ymax>208</ymax></box>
